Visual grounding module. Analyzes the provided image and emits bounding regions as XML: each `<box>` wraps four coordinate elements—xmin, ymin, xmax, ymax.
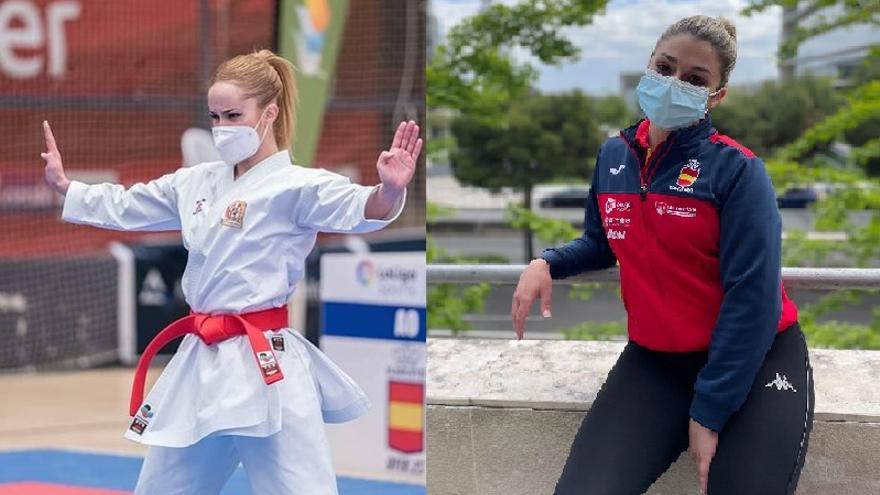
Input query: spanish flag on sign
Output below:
<box><xmin>388</xmin><ymin>381</ymin><xmax>424</xmax><ymax>453</ymax></box>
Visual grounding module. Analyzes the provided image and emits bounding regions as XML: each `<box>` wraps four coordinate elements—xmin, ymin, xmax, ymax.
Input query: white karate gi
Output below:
<box><xmin>61</xmin><ymin>150</ymin><xmax>405</xmax><ymax>494</ymax></box>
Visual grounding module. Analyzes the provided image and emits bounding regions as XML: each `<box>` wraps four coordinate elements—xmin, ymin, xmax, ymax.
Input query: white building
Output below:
<box><xmin>782</xmin><ymin>4</ymin><xmax>880</xmax><ymax>86</ymax></box>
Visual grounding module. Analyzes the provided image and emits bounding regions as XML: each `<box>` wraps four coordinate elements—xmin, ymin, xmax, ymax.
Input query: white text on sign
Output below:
<box><xmin>0</xmin><ymin>1</ymin><xmax>81</xmax><ymax>79</ymax></box>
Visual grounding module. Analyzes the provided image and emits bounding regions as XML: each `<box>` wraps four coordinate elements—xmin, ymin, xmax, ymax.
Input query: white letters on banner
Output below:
<box><xmin>0</xmin><ymin>1</ymin><xmax>81</xmax><ymax>79</ymax></box>
<box><xmin>394</xmin><ymin>308</ymin><xmax>420</xmax><ymax>339</ymax></box>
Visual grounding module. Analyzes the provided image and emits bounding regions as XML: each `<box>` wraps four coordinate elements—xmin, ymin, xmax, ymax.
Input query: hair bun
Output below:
<box><xmin>717</xmin><ymin>16</ymin><xmax>736</xmax><ymax>41</ymax></box>
<box><xmin>253</xmin><ymin>49</ymin><xmax>276</xmax><ymax>63</ymax></box>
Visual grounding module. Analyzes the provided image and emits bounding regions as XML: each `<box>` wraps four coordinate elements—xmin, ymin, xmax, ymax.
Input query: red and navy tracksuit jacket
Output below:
<box><xmin>541</xmin><ymin>117</ymin><xmax>799</xmax><ymax>432</ymax></box>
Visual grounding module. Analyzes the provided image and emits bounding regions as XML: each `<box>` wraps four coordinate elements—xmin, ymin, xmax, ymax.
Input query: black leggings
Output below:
<box><xmin>554</xmin><ymin>325</ymin><xmax>814</xmax><ymax>495</ymax></box>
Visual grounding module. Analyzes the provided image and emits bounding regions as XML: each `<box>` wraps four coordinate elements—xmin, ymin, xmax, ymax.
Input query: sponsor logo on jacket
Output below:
<box><xmin>655</xmin><ymin>201</ymin><xmax>698</xmax><ymax>218</ymax></box>
<box><xmin>605</xmin><ymin>197</ymin><xmax>632</xmax><ymax>214</ymax></box>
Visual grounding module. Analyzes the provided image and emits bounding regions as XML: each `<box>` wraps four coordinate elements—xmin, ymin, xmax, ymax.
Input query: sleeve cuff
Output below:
<box><xmin>689</xmin><ymin>393</ymin><xmax>731</xmax><ymax>432</ymax></box>
<box><xmin>61</xmin><ymin>180</ymin><xmax>89</xmax><ymax>224</ymax></box>
<box><xmin>357</xmin><ymin>186</ymin><xmax>407</xmax><ymax>230</ymax></box>
<box><xmin>539</xmin><ymin>249</ymin><xmax>562</xmax><ymax>279</ymax></box>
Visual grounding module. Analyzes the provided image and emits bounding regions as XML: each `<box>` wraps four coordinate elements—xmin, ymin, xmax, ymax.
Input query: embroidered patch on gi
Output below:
<box><xmin>193</xmin><ymin>198</ymin><xmax>206</xmax><ymax>215</ymax></box>
<box><xmin>271</xmin><ymin>335</ymin><xmax>285</xmax><ymax>351</ymax></box>
<box><xmin>129</xmin><ymin>417</ymin><xmax>147</xmax><ymax>435</ymax></box>
<box><xmin>221</xmin><ymin>200</ymin><xmax>247</xmax><ymax>228</ymax></box>
<box><xmin>139</xmin><ymin>404</ymin><xmax>155</xmax><ymax>418</ymax></box>
<box><xmin>257</xmin><ymin>351</ymin><xmax>280</xmax><ymax>377</ymax></box>
<box><xmin>129</xmin><ymin>403</ymin><xmax>154</xmax><ymax>436</ymax></box>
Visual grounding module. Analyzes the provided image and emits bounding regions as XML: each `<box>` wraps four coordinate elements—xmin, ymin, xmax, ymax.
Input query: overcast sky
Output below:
<box><xmin>430</xmin><ymin>0</ymin><xmax>783</xmax><ymax>95</ymax></box>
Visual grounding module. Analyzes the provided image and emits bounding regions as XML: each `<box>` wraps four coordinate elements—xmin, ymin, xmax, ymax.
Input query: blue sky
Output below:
<box><xmin>430</xmin><ymin>0</ymin><xmax>783</xmax><ymax>95</ymax></box>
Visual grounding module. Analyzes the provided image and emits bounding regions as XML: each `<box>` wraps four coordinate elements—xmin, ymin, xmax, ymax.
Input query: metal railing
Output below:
<box><xmin>427</xmin><ymin>265</ymin><xmax>880</xmax><ymax>290</ymax></box>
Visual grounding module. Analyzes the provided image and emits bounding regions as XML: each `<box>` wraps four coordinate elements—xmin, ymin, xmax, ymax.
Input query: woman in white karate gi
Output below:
<box><xmin>40</xmin><ymin>49</ymin><xmax>422</xmax><ymax>495</ymax></box>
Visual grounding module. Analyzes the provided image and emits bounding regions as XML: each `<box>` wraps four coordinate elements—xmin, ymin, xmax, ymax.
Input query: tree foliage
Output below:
<box><xmin>711</xmin><ymin>75</ymin><xmax>845</xmax><ymax>157</ymax></box>
<box><xmin>743</xmin><ymin>0</ymin><xmax>880</xmax><ymax>60</ymax></box>
<box><xmin>451</xmin><ymin>91</ymin><xmax>604</xmax><ymax>260</ymax></box>
<box><xmin>428</xmin><ymin>0</ymin><xmax>611</xmax><ymax>261</ymax></box>
<box><xmin>450</xmin><ymin>91</ymin><xmax>603</xmax><ymax>191</ymax></box>
<box><xmin>428</xmin><ymin>0</ymin><xmax>610</xmax><ymax>119</ymax></box>
<box><xmin>743</xmin><ymin>0</ymin><xmax>880</xmax><ymax>349</ymax></box>
<box><xmin>426</xmin><ymin>203</ymin><xmax>492</xmax><ymax>335</ymax></box>
<box><xmin>594</xmin><ymin>95</ymin><xmax>636</xmax><ymax>130</ymax></box>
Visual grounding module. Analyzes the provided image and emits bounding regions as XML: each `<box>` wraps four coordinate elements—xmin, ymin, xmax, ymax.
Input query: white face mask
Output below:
<box><xmin>212</xmin><ymin>109</ymin><xmax>270</xmax><ymax>167</ymax></box>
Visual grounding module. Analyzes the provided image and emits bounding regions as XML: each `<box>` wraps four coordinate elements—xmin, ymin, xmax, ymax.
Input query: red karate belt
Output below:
<box><xmin>129</xmin><ymin>306</ymin><xmax>288</xmax><ymax>416</ymax></box>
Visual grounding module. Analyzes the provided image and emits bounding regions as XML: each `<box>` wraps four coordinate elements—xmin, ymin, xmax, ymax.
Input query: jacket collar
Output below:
<box><xmin>621</xmin><ymin>116</ymin><xmax>716</xmax><ymax>152</ymax></box>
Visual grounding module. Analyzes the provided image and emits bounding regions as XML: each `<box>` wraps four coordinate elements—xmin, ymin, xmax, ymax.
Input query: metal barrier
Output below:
<box><xmin>427</xmin><ymin>264</ymin><xmax>880</xmax><ymax>290</ymax></box>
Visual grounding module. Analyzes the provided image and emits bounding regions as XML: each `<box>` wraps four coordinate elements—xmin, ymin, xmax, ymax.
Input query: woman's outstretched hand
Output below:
<box><xmin>511</xmin><ymin>259</ymin><xmax>553</xmax><ymax>340</ymax></box>
<box><xmin>377</xmin><ymin>120</ymin><xmax>422</xmax><ymax>194</ymax></box>
<box><xmin>365</xmin><ymin>120</ymin><xmax>422</xmax><ymax>220</ymax></box>
<box><xmin>41</xmin><ymin>121</ymin><xmax>70</xmax><ymax>195</ymax></box>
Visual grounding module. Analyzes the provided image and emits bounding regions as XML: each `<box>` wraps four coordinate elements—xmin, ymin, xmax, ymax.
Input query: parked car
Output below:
<box><xmin>777</xmin><ymin>187</ymin><xmax>818</xmax><ymax>209</ymax></box>
<box><xmin>538</xmin><ymin>187</ymin><xmax>590</xmax><ymax>208</ymax></box>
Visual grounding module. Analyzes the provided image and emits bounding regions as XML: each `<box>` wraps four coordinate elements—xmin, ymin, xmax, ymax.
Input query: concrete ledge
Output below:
<box><xmin>426</xmin><ymin>339</ymin><xmax>880</xmax><ymax>495</ymax></box>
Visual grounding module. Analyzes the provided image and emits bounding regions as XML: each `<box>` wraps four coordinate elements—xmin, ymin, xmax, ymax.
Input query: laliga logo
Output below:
<box><xmin>357</xmin><ymin>260</ymin><xmax>418</xmax><ymax>295</ymax></box>
<box><xmin>356</xmin><ymin>260</ymin><xmax>376</xmax><ymax>286</ymax></box>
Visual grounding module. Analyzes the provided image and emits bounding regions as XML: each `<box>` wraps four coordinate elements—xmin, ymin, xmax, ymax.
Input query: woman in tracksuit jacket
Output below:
<box><xmin>512</xmin><ymin>15</ymin><xmax>813</xmax><ymax>495</ymax></box>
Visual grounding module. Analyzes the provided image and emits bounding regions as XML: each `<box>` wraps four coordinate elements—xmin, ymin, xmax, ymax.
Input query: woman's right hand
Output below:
<box><xmin>41</xmin><ymin>120</ymin><xmax>70</xmax><ymax>195</ymax></box>
<box><xmin>511</xmin><ymin>258</ymin><xmax>553</xmax><ymax>340</ymax></box>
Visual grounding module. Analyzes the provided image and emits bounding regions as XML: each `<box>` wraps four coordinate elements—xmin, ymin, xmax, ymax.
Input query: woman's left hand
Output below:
<box><xmin>689</xmin><ymin>418</ymin><xmax>718</xmax><ymax>495</ymax></box>
<box><xmin>377</xmin><ymin>120</ymin><xmax>422</xmax><ymax>194</ymax></box>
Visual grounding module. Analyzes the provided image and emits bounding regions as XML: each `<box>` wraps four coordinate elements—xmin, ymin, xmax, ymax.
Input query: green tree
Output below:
<box><xmin>594</xmin><ymin>95</ymin><xmax>635</xmax><ymax>130</ymax></box>
<box><xmin>450</xmin><ymin>91</ymin><xmax>603</xmax><ymax>260</ymax></box>
<box><xmin>426</xmin><ymin>0</ymin><xmax>610</xmax><ymax>334</ymax></box>
<box><xmin>745</xmin><ymin>0</ymin><xmax>880</xmax><ymax>349</ymax></box>
<box><xmin>428</xmin><ymin>0</ymin><xmax>610</xmax><ymax>119</ymax></box>
<box><xmin>428</xmin><ymin>0</ymin><xmax>611</xmax><ymax>263</ymax></box>
<box><xmin>711</xmin><ymin>75</ymin><xmax>845</xmax><ymax>157</ymax></box>
<box><xmin>744</xmin><ymin>0</ymin><xmax>880</xmax><ymax>63</ymax></box>
<box><xmin>426</xmin><ymin>202</ymin><xmax>492</xmax><ymax>335</ymax></box>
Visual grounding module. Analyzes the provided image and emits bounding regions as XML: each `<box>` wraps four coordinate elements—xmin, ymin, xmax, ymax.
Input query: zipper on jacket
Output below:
<box><xmin>640</xmin><ymin>148</ymin><xmax>654</xmax><ymax>200</ymax></box>
<box><xmin>620</xmin><ymin>128</ymin><xmax>675</xmax><ymax>201</ymax></box>
<box><xmin>639</xmin><ymin>138</ymin><xmax>675</xmax><ymax>200</ymax></box>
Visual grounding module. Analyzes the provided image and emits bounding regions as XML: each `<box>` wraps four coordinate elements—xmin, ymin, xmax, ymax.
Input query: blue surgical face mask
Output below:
<box><xmin>636</xmin><ymin>69</ymin><xmax>721</xmax><ymax>130</ymax></box>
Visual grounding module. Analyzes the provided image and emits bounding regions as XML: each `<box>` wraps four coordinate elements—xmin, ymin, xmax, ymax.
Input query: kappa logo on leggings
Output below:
<box><xmin>765</xmin><ymin>372</ymin><xmax>797</xmax><ymax>392</ymax></box>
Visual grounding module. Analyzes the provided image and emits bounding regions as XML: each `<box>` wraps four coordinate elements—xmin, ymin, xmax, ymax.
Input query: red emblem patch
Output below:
<box><xmin>676</xmin><ymin>161</ymin><xmax>701</xmax><ymax>188</ymax></box>
<box><xmin>221</xmin><ymin>200</ymin><xmax>247</xmax><ymax>228</ymax></box>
